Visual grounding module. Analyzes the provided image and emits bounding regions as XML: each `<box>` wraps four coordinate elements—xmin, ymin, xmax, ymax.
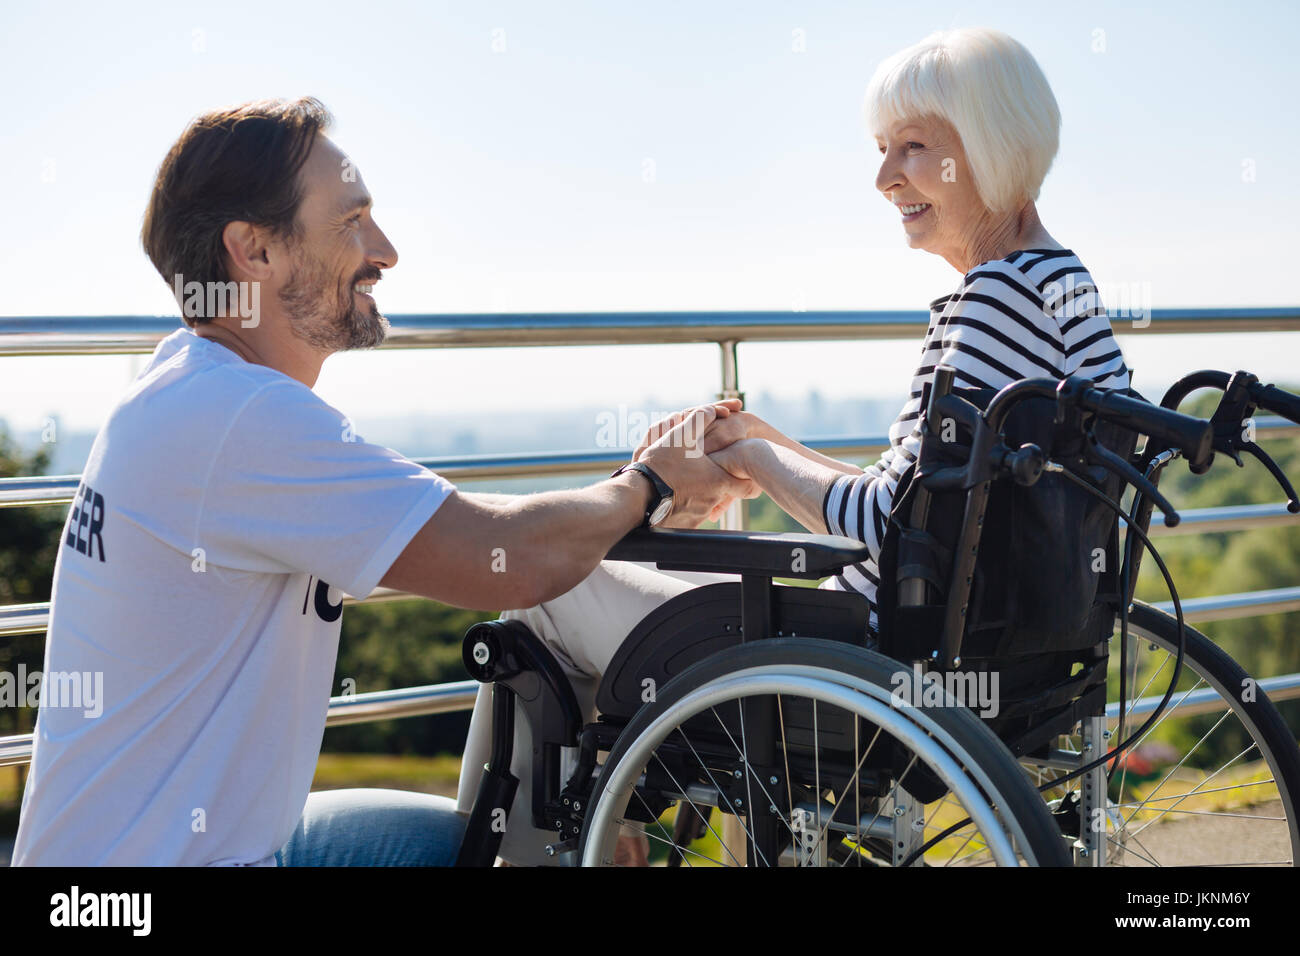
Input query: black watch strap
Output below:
<box><xmin>611</xmin><ymin>461</ymin><xmax>674</xmax><ymax>526</ymax></box>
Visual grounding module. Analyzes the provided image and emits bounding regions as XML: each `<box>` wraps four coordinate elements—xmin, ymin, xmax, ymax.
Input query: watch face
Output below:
<box><xmin>648</xmin><ymin>496</ymin><xmax>674</xmax><ymax>527</ymax></box>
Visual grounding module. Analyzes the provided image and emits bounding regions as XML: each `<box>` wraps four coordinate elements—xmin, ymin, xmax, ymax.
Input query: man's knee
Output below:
<box><xmin>280</xmin><ymin>788</ymin><xmax>466</xmax><ymax>867</ymax></box>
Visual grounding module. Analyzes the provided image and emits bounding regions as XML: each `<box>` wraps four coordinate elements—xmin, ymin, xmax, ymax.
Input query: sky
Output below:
<box><xmin>1</xmin><ymin>0</ymin><xmax>1298</xmax><ymax>445</ymax></box>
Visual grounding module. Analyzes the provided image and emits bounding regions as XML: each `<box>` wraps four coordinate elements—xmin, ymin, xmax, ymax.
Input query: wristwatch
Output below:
<box><xmin>611</xmin><ymin>461</ymin><xmax>675</xmax><ymax>527</ymax></box>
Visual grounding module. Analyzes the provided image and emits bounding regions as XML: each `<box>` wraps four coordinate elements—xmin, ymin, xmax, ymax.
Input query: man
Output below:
<box><xmin>12</xmin><ymin>97</ymin><xmax>749</xmax><ymax>866</ymax></box>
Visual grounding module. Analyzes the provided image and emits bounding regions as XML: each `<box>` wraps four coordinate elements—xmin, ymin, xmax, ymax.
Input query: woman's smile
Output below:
<box><xmin>897</xmin><ymin>201</ymin><xmax>932</xmax><ymax>223</ymax></box>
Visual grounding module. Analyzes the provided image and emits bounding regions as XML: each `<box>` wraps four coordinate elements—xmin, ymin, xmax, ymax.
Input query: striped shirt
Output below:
<box><xmin>819</xmin><ymin>248</ymin><xmax>1131</xmax><ymax>625</ymax></box>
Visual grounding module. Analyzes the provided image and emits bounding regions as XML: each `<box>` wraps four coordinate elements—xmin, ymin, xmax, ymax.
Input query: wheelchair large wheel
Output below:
<box><xmin>1026</xmin><ymin>600</ymin><xmax>1300</xmax><ymax>866</ymax></box>
<box><xmin>579</xmin><ymin>638</ymin><xmax>1070</xmax><ymax>867</ymax></box>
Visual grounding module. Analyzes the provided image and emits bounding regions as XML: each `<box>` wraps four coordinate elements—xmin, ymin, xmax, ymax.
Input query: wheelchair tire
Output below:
<box><xmin>1025</xmin><ymin>600</ymin><xmax>1300</xmax><ymax>866</ymax></box>
<box><xmin>579</xmin><ymin>637</ymin><xmax>1071</xmax><ymax>867</ymax></box>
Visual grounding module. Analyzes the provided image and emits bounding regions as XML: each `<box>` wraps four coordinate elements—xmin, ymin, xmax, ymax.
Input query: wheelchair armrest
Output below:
<box><xmin>605</xmin><ymin>527</ymin><xmax>871</xmax><ymax>580</ymax></box>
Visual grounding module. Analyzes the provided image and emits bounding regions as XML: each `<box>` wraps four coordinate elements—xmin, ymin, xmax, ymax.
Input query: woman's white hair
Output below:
<box><xmin>864</xmin><ymin>28</ymin><xmax>1060</xmax><ymax>213</ymax></box>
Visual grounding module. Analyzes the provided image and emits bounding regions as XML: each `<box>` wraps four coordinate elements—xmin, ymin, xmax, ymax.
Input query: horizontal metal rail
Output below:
<box><xmin>0</xmin><ymin>436</ymin><xmax>891</xmax><ymax>508</ymax></box>
<box><xmin>320</xmin><ymin>679</ymin><xmax>479</xmax><ymax>727</ymax></box>
<box><xmin>1107</xmin><ymin>672</ymin><xmax>1300</xmax><ymax>721</ymax></box>
<box><xmin>3</xmin><ymin>663</ymin><xmax>1296</xmax><ymax>768</ymax></box>
<box><xmin>1139</xmin><ymin>501</ymin><xmax>1300</xmax><ymax>536</ymax></box>
<box><xmin>6</xmin><ymin>580</ymin><xmax>1300</xmax><ymax>643</ymax></box>
<box><xmin>0</xmin><ymin>586</ymin><xmax>416</xmax><ymax>639</ymax></box>
<box><xmin>1149</xmin><ymin>586</ymin><xmax>1300</xmax><ymax>623</ymax></box>
<box><xmin>0</xmin><ymin>679</ymin><xmax>482</xmax><ymax>767</ymax></box>
<box><xmin>3</xmin><ymin>419</ymin><xmax>1299</xmax><ymax>510</ymax></box>
<box><xmin>3</xmin><ymin>308</ymin><xmax>1300</xmax><ymax>356</ymax></box>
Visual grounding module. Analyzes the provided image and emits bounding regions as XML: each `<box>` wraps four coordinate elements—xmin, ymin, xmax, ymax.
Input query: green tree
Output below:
<box><xmin>0</xmin><ymin>427</ymin><xmax>61</xmax><ymax>739</ymax></box>
<box><xmin>0</xmin><ymin>427</ymin><xmax>62</xmax><ymax>829</ymax></box>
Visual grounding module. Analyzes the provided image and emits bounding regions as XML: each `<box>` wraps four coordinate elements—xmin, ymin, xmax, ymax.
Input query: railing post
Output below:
<box><xmin>716</xmin><ymin>339</ymin><xmax>751</xmax><ymax>857</ymax></box>
<box><xmin>717</xmin><ymin>339</ymin><xmax>748</xmax><ymax>532</ymax></box>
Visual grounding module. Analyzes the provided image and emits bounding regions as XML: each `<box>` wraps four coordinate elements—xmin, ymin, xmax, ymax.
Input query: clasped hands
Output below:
<box><xmin>627</xmin><ymin>399</ymin><xmax>771</xmax><ymax>528</ymax></box>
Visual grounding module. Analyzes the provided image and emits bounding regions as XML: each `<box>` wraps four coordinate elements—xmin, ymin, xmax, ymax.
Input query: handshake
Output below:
<box><xmin>625</xmin><ymin>399</ymin><xmax>770</xmax><ymax>528</ymax></box>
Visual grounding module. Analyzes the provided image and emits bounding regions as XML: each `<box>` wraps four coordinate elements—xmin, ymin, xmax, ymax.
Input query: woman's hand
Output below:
<box><xmin>710</xmin><ymin>439</ymin><xmax>840</xmax><ymax>535</ymax></box>
<box><xmin>701</xmin><ymin>411</ymin><xmax>770</xmax><ymax>455</ymax></box>
<box><xmin>708</xmin><ymin>438</ymin><xmax>761</xmax><ymax>483</ymax></box>
<box><xmin>695</xmin><ymin>440</ymin><xmax>764</xmax><ymax>525</ymax></box>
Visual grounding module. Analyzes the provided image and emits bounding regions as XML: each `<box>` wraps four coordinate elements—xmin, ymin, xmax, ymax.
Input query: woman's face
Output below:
<box><xmin>874</xmin><ymin>116</ymin><xmax>989</xmax><ymax>268</ymax></box>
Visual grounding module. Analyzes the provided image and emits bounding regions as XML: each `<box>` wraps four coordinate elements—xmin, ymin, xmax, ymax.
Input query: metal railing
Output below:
<box><xmin>2</xmin><ymin>308</ymin><xmax>1299</xmax><ymax>767</ymax></box>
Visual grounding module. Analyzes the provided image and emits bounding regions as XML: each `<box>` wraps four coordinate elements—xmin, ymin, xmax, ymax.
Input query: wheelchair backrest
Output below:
<box><xmin>875</xmin><ymin>386</ymin><xmax>1141</xmax><ymax>666</ymax></box>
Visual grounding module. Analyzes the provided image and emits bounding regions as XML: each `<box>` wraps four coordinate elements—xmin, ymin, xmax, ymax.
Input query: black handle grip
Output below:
<box><xmin>1083</xmin><ymin>388</ymin><xmax>1214</xmax><ymax>469</ymax></box>
<box><xmin>1252</xmin><ymin>383</ymin><xmax>1300</xmax><ymax>427</ymax></box>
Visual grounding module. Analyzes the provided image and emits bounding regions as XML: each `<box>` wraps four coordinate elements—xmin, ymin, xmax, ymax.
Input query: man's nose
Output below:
<box><xmin>369</xmin><ymin>220</ymin><xmax>398</xmax><ymax>270</ymax></box>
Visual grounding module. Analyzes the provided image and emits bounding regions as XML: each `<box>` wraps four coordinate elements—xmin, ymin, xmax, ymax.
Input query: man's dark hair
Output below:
<box><xmin>141</xmin><ymin>97</ymin><xmax>333</xmax><ymax>326</ymax></box>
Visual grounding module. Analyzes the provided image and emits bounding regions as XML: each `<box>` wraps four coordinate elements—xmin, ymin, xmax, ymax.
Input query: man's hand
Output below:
<box><xmin>633</xmin><ymin>399</ymin><xmax>743</xmax><ymax>460</ymax></box>
<box><xmin>637</xmin><ymin>406</ymin><xmax>758</xmax><ymax>529</ymax></box>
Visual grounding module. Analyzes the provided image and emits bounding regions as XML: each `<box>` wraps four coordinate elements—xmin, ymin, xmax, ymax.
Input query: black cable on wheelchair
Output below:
<box><xmin>897</xmin><ymin>465</ymin><xmax>1187</xmax><ymax>866</ymax></box>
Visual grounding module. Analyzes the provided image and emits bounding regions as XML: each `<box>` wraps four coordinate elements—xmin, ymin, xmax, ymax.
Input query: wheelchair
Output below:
<box><xmin>455</xmin><ymin>366</ymin><xmax>1300</xmax><ymax>867</ymax></box>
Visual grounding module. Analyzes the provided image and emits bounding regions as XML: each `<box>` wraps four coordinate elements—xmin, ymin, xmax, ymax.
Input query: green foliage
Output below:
<box><xmin>1131</xmin><ymin>387</ymin><xmax>1300</xmax><ymax>687</ymax></box>
<box><xmin>322</xmin><ymin>599</ymin><xmax>494</xmax><ymax>756</ymax></box>
<box><xmin>0</xmin><ymin>427</ymin><xmax>60</xmax><ymax>738</ymax></box>
<box><xmin>0</xmin><ymin>428</ymin><xmax>60</xmax><ymax>606</ymax></box>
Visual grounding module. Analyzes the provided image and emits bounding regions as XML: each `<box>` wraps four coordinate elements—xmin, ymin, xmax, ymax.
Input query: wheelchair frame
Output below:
<box><xmin>454</xmin><ymin>367</ymin><xmax>1300</xmax><ymax>867</ymax></box>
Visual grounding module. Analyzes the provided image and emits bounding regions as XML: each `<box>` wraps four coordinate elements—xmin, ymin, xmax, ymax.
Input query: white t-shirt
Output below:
<box><xmin>12</xmin><ymin>327</ymin><xmax>455</xmax><ymax>866</ymax></box>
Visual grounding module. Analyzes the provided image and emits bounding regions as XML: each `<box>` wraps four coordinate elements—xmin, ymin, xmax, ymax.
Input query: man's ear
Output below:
<box><xmin>221</xmin><ymin>220</ymin><xmax>275</xmax><ymax>282</ymax></box>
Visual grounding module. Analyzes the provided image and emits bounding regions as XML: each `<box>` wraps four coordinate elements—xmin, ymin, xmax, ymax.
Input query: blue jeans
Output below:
<box><xmin>276</xmin><ymin>788</ymin><xmax>467</xmax><ymax>867</ymax></box>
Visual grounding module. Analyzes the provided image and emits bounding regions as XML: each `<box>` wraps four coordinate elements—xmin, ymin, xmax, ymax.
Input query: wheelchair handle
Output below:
<box><xmin>985</xmin><ymin>375</ymin><xmax>1213</xmax><ymax>470</ymax></box>
<box><xmin>1157</xmin><ymin>370</ymin><xmax>1300</xmax><ymax>504</ymax></box>
<box><xmin>1252</xmin><ymin>382</ymin><xmax>1300</xmax><ymax>426</ymax></box>
<box><xmin>1161</xmin><ymin>368</ymin><xmax>1300</xmax><ymax>427</ymax></box>
<box><xmin>1069</xmin><ymin>381</ymin><xmax>1214</xmax><ymax>471</ymax></box>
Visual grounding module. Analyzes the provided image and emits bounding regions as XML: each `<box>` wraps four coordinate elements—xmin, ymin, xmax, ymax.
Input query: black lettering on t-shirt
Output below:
<box><xmin>63</xmin><ymin>483</ymin><xmax>107</xmax><ymax>563</ymax></box>
<box><xmin>76</xmin><ymin>488</ymin><xmax>91</xmax><ymax>553</ymax></box>
<box><xmin>65</xmin><ymin>484</ymin><xmax>84</xmax><ymax>550</ymax></box>
<box><xmin>313</xmin><ymin>580</ymin><xmax>343</xmax><ymax>623</ymax></box>
<box><xmin>87</xmin><ymin>491</ymin><xmax>106</xmax><ymax>562</ymax></box>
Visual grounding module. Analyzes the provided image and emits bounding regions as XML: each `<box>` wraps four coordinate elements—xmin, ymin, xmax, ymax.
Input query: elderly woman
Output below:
<box><xmin>457</xmin><ymin>26</ymin><xmax>1130</xmax><ymax>864</ymax></box>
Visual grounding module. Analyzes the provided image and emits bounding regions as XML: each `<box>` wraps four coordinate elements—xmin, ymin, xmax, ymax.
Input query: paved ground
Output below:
<box><xmin>1114</xmin><ymin>799</ymin><xmax>1289</xmax><ymax>866</ymax></box>
<box><xmin>0</xmin><ymin>802</ymin><xmax>1289</xmax><ymax>867</ymax></box>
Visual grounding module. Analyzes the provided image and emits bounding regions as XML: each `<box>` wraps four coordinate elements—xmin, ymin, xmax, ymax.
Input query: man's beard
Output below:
<box><xmin>278</xmin><ymin>249</ymin><xmax>389</xmax><ymax>352</ymax></box>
